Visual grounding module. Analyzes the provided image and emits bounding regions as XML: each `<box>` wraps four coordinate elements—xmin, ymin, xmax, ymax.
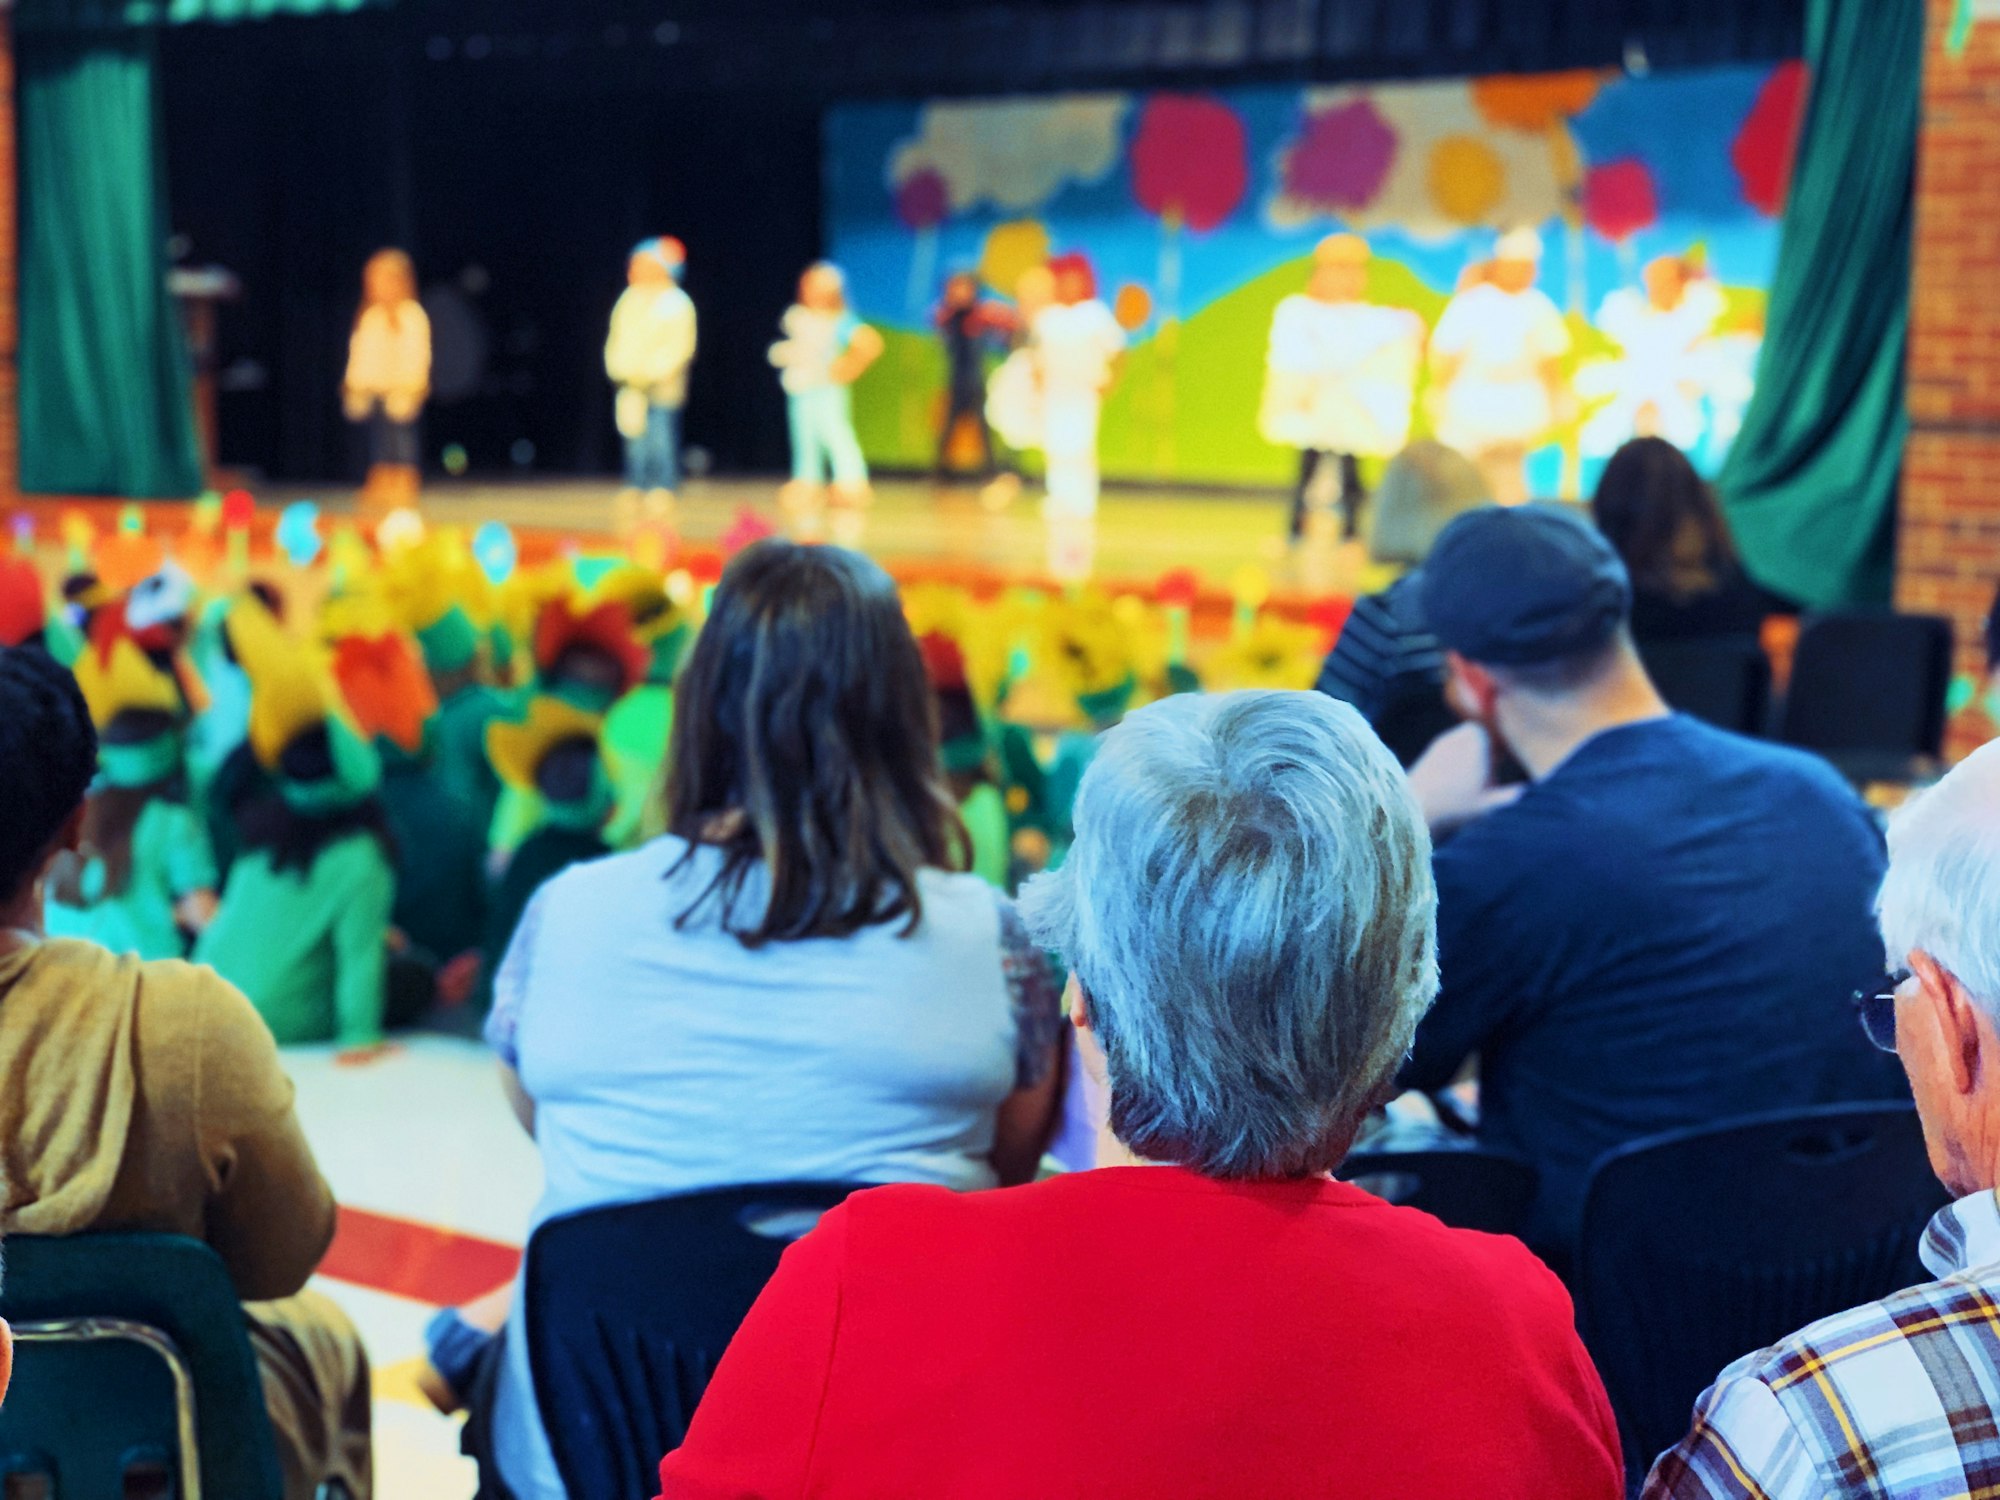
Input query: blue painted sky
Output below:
<box><xmin>826</xmin><ymin>64</ymin><xmax>1785</xmax><ymax>328</ymax></box>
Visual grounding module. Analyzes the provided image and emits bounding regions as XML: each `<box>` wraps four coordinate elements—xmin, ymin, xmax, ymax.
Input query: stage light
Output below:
<box><xmin>511</xmin><ymin>439</ymin><xmax>536</xmax><ymax>467</ymax></box>
<box><xmin>443</xmin><ymin>444</ymin><xmax>470</xmax><ymax>476</ymax></box>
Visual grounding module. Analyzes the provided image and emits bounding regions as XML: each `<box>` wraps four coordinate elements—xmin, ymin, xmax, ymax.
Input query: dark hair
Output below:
<box><xmin>0</xmin><ymin>646</ymin><xmax>98</xmax><ymax>898</ymax></box>
<box><xmin>238</xmin><ymin>726</ymin><xmax>395</xmax><ymax>876</ymax></box>
<box><xmin>665</xmin><ymin>541</ymin><xmax>967</xmax><ymax>946</ymax></box>
<box><xmin>1591</xmin><ymin>437</ymin><xmax>1738</xmax><ymax>602</ymax></box>
<box><xmin>535</xmin><ymin>737</ymin><xmax>600</xmax><ymax>802</ymax></box>
<box><xmin>47</xmin><ymin>709</ymin><xmax>182</xmax><ymax>905</ymax></box>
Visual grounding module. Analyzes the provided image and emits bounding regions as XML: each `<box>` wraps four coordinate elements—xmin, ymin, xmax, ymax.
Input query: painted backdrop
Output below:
<box><xmin>825</xmin><ymin>64</ymin><xmax>1803</xmax><ymax>494</ymax></box>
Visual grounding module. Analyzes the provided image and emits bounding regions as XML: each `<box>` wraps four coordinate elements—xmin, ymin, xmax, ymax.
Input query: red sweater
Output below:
<box><xmin>658</xmin><ymin>1166</ymin><xmax>1622</xmax><ymax>1499</ymax></box>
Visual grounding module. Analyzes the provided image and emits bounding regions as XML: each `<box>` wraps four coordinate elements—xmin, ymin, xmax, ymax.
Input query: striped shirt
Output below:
<box><xmin>1313</xmin><ymin>573</ymin><xmax>1443</xmax><ymax>723</ymax></box>
<box><xmin>1642</xmin><ymin>1190</ymin><xmax>2000</xmax><ymax>1499</ymax></box>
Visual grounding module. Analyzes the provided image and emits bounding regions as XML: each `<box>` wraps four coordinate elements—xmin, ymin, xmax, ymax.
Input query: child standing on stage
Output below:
<box><xmin>343</xmin><ymin>248</ymin><xmax>431</xmax><ymax>515</ymax></box>
<box><xmin>1034</xmin><ymin>253</ymin><xmax>1125</xmax><ymax>579</ymax></box>
<box><xmin>770</xmin><ymin>262</ymin><xmax>883</xmax><ymax>511</ymax></box>
<box><xmin>605</xmin><ymin>237</ymin><xmax>697</xmax><ymax>529</ymax></box>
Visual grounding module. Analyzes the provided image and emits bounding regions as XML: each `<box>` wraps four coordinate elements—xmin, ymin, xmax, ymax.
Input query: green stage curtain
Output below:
<box><xmin>1717</xmin><ymin>0</ymin><xmax>1923</xmax><ymax>609</ymax></box>
<box><xmin>14</xmin><ymin>0</ymin><xmax>382</xmax><ymax>30</ymax></box>
<box><xmin>17</xmin><ymin>33</ymin><xmax>204</xmax><ymax>498</ymax></box>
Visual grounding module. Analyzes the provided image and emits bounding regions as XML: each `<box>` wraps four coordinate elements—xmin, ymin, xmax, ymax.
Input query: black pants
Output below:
<box><xmin>1290</xmin><ymin>449</ymin><xmax>1364</xmax><ymax>540</ymax></box>
<box><xmin>936</xmin><ymin>380</ymin><xmax>996</xmax><ymax>479</ymax></box>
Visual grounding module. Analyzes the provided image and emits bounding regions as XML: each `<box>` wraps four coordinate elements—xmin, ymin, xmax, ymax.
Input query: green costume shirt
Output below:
<box><xmin>959</xmin><ymin>781</ymin><xmax>1011</xmax><ymax>891</ymax></box>
<box><xmin>45</xmin><ymin>800</ymin><xmax>217</xmax><ymax>961</ymax></box>
<box><xmin>194</xmin><ymin>832</ymin><xmax>395</xmax><ymax>1047</ymax></box>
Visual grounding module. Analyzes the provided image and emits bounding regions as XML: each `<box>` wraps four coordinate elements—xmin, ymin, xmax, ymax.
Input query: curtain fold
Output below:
<box><xmin>17</xmin><ymin>32</ymin><xmax>204</xmax><ymax>498</ymax></box>
<box><xmin>1717</xmin><ymin>0</ymin><xmax>1924</xmax><ymax>609</ymax></box>
<box><xmin>15</xmin><ymin>0</ymin><xmax>382</xmax><ymax>31</ymax></box>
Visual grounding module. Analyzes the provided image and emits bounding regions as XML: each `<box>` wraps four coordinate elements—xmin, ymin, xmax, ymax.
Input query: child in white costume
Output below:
<box><xmin>769</xmin><ymin>262</ymin><xmax>883</xmax><ymax>508</ymax></box>
<box><xmin>1577</xmin><ymin>253</ymin><xmax>1727</xmax><ymax>459</ymax></box>
<box><xmin>605</xmin><ymin>237</ymin><xmax>697</xmax><ymax>522</ymax></box>
<box><xmin>1260</xmin><ymin>233</ymin><xmax>1424</xmax><ymax>540</ymax></box>
<box><xmin>1429</xmin><ymin>228</ymin><xmax>1571</xmax><ymax>504</ymax></box>
<box><xmin>1034</xmin><ymin>256</ymin><xmax>1125</xmax><ymax>521</ymax></box>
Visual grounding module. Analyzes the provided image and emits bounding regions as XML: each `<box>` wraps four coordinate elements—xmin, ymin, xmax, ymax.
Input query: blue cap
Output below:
<box><xmin>1418</xmin><ymin>504</ymin><xmax>1631</xmax><ymax>666</ymax></box>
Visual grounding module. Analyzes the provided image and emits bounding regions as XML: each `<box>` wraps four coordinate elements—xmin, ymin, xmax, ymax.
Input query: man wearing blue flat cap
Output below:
<box><xmin>1398</xmin><ymin>505</ymin><xmax>1905</xmax><ymax>1261</ymax></box>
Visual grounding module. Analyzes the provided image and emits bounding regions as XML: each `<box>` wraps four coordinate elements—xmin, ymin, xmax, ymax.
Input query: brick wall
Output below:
<box><xmin>1900</xmin><ymin>0</ymin><xmax>2000</xmax><ymax>754</ymax></box>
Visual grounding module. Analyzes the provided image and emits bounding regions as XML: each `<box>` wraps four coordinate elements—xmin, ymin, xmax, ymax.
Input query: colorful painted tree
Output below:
<box><xmin>1129</xmin><ymin>93</ymin><xmax>1250</xmax><ymax>472</ymax></box>
<box><xmin>1583</xmin><ymin>158</ymin><xmax>1659</xmax><ymax>243</ymax></box>
<box><xmin>1732</xmin><ymin>61</ymin><xmax>1808</xmax><ymax>217</ymax></box>
<box><xmin>1278</xmin><ymin>97</ymin><xmax>1399</xmax><ymax>217</ymax></box>
<box><xmin>890</xmin><ymin>164</ymin><xmax>951</xmax><ymax>448</ymax></box>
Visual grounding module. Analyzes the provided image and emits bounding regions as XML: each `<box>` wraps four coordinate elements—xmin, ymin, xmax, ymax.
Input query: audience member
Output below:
<box><xmin>44</xmin><ymin>638</ymin><xmax>218</xmax><ymax>958</ymax></box>
<box><xmin>195</xmin><ymin>602</ymin><xmax>398</xmax><ymax>1051</ymax></box>
<box><xmin>457</xmin><ymin>541</ymin><xmax>1067</xmax><ymax>1500</ymax></box>
<box><xmin>1315</xmin><ymin>439</ymin><xmax>1489</xmax><ymax>763</ymax></box>
<box><xmin>658</xmin><ymin>689</ymin><xmax>1623</xmax><ymax>1500</ymax></box>
<box><xmin>1403</xmin><ymin>505</ymin><xmax>1905</xmax><ymax>1255</ymax></box>
<box><xmin>0</xmin><ymin>645</ymin><xmax>370</xmax><ymax>1498</ymax></box>
<box><xmin>1645</xmin><ymin>739</ymin><xmax>2000</xmax><ymax>1497</ymax></box>
<box><xmin>1591</xmin><ymin>437</ymin><xmax>1791</xmax><ymax>645</ymax></box>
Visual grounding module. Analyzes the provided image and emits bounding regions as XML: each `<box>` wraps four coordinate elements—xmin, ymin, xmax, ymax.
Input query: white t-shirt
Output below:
<box><xmin>604</xmin><ymin>285</ymin><xmax>698</xmax><ymax>407</ymax></box>
<box><xmin>484</xmin><ymin>835</ymin><xmax>1059</xmax><ymax>1500</ymax></box>
<box><xmin>1034</xmin><ymin>299</ymin><xmax>1125</xmax><ymax>395</ymax></box>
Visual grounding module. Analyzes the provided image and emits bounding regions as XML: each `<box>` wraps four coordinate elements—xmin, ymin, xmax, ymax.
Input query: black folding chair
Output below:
<box><xmin>1641</xmin><ymin>636</ymin><xmax>1772</xmax><ymax>736</ymax></box>
<box><xmin>1777</xmin><ymin>611</ymin><xmax>1953</xmax><ymax>782</ymax></box>
<box><xmin>525</xmin><ymin>1181</ymin><xmax>868</xmax><ymax>1500</ymax></box>
<box><xmin>0</xmin><ymin>1234</ymin><xmax>293</xmax><ymax>1500</ymax></box>
<box><xmin>1575</xmin><ymin>1104</ymin><xmax>1947</xmax><ymax>1480</ymax></box>
<box><xmin>1336</xmin><ymin>1146</ymin><xmax>1538</xmax><ymax>1238</ymax></box>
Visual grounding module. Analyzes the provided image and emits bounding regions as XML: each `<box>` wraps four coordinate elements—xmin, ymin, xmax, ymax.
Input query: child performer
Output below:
<box><xmin>1034</xmin><ymin>253</ymin><xmax>1125</xmax><ymax>579</ymax></box>
<box><xmin>1259</xmin><ymin>234</ymin><xmax>1424</xmax><ymax>542</ymax></box>
<box><xmin>770</xmin><ymin>262</ymin><xmax>884</xmax><ymax>512</ymax></box>
<box><xmin>343</xmin><ymin>249</ymin><xmax>431</xmax><ymax>515</ymax></box>
<box><xmin>45</xmin><ymin>636</ymin><xmax>219</xmax><ymax>959</ymax></box>
<box><xmin>1428</xmin><ymin>228</ymin><xmax>1571</xmax><ymax>504</ymax></box>
<box><xmin>605</xmin><ymin>237</ymin><xmax>697</xmax><ymax>528</ymax></box>
<box><xmin>982</xmin><ymin>263</ymin><xmax>1058</xmax><ymax>512</ymax></box>
<box><xmin>934</xmin><ymin>271</ymin><xmax>1005</xmax><ymax>482</ymax></box>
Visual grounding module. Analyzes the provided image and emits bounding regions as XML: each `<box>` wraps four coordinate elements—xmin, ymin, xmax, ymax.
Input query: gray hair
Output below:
<box><xmin>1368</xmin><ymin>441</ymin><xmax>1490</xmax><ymax>566</ymax></box>
<box><xmin>1018</xmin><ymin>690</ymin><xmax>1438</xmax><ymax>1177</ymax></box>
<box><xmin>1879</xmin><ymin>740</ymin><xmax>2000</xmax><ymax>1005</ymax></box>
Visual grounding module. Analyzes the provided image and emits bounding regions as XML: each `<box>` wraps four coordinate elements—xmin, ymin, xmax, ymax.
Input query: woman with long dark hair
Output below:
<box><xmin>455</xmin><ymin>540</ymin><xmax>1066</xmax><ymax>1500</ymax></box>
<box><xmin>1590</xmin><ymin>437</ymin><xmax>1792</xmax><ymax>642</ymax></box>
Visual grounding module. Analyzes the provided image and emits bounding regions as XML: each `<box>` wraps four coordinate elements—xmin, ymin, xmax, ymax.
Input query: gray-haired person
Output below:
<box><xmin>1646</xmin><ymin>739</ymin><xmax>2000</xmax><ymax>1498</ymax></box>
<box><xmin>659</xmin><ymin>690</ymin><xmax>1623</xmax><ymax>1500</ymax></box>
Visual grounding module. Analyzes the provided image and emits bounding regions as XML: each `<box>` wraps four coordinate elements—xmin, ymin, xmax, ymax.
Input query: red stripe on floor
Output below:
<box><xmin>320</xmin><ymin>1206</ymin><xmax>522</xmax><ymax>1307</ymax></box>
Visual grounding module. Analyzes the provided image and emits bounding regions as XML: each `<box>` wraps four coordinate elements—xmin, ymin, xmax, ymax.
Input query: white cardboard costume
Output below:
<box><xmin>1429</xmin><ymin>281</ymin><xmax>1571</xmax><ymax>455</ymax></box>
<box><xmin>1259</xmin><ymin>297</ymin><xmax>1424</xmax><ymax>459</ymax></box>
<box><xmin>1577</xmin><ymin>278</ymin><xmax>1726</xmax><ymax>457</ymax></box>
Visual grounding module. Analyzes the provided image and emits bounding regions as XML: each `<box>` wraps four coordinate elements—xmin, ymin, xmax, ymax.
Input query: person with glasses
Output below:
<box><xmin>1646</xmin><ymin>739</ymin><xmax>2000</xmax><ymax>1498</ymax></box>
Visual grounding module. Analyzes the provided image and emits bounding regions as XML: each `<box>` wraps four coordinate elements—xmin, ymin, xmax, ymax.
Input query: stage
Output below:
<box><xmin>10</xmin><ymin>474</ymin><xmax>1369</xmax><ymax>620</ymax></box>
<box><xmin>287</xmin><ymin>474</ymin><xmax>1362</xmax><ymax>600</ymax></box>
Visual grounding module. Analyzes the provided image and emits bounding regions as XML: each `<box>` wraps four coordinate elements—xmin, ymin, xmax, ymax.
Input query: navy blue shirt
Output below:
<box><xmin>1401</xmin><ymin>715</ymin><xmax>1906</xmax><ymax>1252</ymax></box>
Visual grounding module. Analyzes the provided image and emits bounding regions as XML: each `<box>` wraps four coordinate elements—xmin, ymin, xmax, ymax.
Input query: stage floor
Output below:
<box><xmin>264</xmin><ymin>474</ymin><xmax>1371</xmax><ymax>602</ymax></box>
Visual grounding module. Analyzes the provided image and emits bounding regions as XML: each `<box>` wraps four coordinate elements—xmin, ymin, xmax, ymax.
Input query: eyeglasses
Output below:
<box><xmin>1852</xmin><ymin>969</ymin><xmax>1911</xmax><ymax>1054</ymax></box>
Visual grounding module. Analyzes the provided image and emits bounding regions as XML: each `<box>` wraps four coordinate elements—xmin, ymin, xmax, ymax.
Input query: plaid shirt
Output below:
<box><xmin>1643</xmin><ymin>1190</ymin><xmax>2000</xmax><ymax>1499</ymax></box>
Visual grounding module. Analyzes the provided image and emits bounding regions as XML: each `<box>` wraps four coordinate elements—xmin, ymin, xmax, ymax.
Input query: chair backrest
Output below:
<box><xmin>1640</xmin><ymin>636</ymin><xmax>1773</xmax><ymax>736</ymax></box>
<box><xmin>525</xmin><ymin>1181</ymin><xmax>868</xmax><ymax>1500</ymax></box>
<box><xmin>1336</xmin><ymin>1147</ymin><xmax>1539</xmax><ymax>1238</ymax></box>
<box><xmin>0</xmin><ymin>1233</ymin><xmax>285</xmax><ymax>1500</ymax></box>
<box><xmin>1577</xmin><ymin>1104</ymin><xmax>1948</xmax><ymax>1473</ymax></box>
<box><xmin>1777</xmin><ymin>611</ymin><xmax>1953</xmax><ymax>780</ymax></box>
